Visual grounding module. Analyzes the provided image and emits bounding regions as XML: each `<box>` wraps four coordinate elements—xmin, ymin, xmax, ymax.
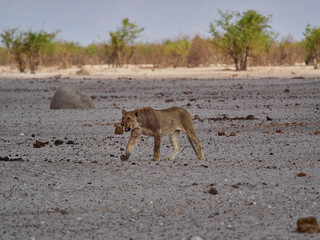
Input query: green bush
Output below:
<box><xmin>303</xmin><ymin>24</ymin><xmax>320</xmax><ymax>69</ymax></box>
<box><xmin>210</xmin><ymin>10</ymin><xmax>276</xmax><ymax>70</ymax></box>
<box><xmin>0</xmin><ymin>28</ymin><xmax>56</xmax><ymax>72</ymax></box>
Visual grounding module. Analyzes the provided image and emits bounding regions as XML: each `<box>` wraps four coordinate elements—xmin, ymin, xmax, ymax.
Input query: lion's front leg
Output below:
<box><xmin>121</xmin><ymin>128</ymin><xmax>141</xmax><ymax>161</ymax></box>
<box><xmin>153</xmin><ymin>133</ymin><xmax>161</xmax><ymax>161</ymax></box>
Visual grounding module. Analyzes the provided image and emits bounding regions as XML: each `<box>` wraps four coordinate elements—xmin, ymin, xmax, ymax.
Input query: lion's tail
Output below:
<box><xmin>187</xmin><ymin>137</ymin><xmax>198</xmax><ymax>156</ymax></box>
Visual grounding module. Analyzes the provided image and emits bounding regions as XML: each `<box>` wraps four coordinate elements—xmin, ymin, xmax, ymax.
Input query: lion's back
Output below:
<box><xmin>154</xmin><ymin>107</ymin><xmax>193</xmax><ymax>134</ymax></box>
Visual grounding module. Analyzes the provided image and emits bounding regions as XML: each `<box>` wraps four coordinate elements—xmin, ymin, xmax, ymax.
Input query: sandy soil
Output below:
<box><xmin>0</xmin><ymin>67</ymin><xmax>320</xmax><ymax>239</ymax></box>
<box><xmin>1</xmin><ymin>64</ymin><xmax>320</xmax><ymax>80</ymax></box>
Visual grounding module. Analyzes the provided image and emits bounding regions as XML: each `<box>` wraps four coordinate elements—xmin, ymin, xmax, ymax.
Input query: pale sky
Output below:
<box><xmin>1</xmin><ymin>0</ymin><xmax>319</xmax><ymax>46</ymax></box>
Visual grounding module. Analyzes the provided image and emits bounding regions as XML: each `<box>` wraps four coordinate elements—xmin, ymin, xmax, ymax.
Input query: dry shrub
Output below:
<box><xmin>188</xmin><ymin>35</ymin><xmax>212</xmax><ymax>67</ymax></box>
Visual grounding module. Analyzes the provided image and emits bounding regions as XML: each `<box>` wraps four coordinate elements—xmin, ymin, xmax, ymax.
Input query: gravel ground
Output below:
<box><xmin>1</xmin><ymin>77</ymin><xmax>320</xmax><ymax>240</ymax></box>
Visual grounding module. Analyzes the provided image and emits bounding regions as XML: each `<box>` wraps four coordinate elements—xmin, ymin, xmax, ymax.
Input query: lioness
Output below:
<box><xmin>120</xmin><ymin>106</ymin><xmax>205</xmax><ymax>161</ymax></box>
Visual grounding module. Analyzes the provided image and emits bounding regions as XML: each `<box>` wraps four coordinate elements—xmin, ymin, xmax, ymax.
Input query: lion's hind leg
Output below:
<box><xmin>184</xmin><ymin>128</ymin><xmax>205</xmax><ymax>160</ymax></box>
<box><xmin>167</xmin><ymin>130</ymin><xmax>180</xmax><ymax>160</ymax></box>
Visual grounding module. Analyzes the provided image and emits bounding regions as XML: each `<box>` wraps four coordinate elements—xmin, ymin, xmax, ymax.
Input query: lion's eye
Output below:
<box><xmin>127</xmin><ymin>117</ymin><xmax>131</xmax><ymax>120</ymax></box>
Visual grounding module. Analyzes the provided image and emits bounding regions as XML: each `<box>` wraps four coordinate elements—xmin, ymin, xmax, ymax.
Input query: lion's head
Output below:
<box><xmin>121</xmin><ymin>110</ymin><xmax>139</xmax><ymax>132</ymax></box>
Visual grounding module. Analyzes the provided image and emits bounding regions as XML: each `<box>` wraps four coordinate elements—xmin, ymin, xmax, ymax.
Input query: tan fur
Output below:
<box><xmin>120</xmin><ymin>106</ymin><xmax>205</xmax><ymax>161</ymax></box>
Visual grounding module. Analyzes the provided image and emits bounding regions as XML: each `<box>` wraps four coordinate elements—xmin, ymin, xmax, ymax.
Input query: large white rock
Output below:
<box><xmin>50</xmin><ymin>85</ymin><xmax>95</xmax><ymax>110</ymax></box>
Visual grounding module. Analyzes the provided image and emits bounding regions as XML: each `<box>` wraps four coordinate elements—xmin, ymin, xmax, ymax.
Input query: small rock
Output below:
<box><xmin>165</xmin><ymin>98</ymin><xmax>174</xmax><ymax>103</ymax></box>
<box><xmin>66</xmin><ymin>140</ymin><xmax>75</xmax><ymax>144</ymax></box>
<box><xmin>218</xmin><ymin>131</ymin><xmax>226</xmax><ymax>136</ymax></box>
<box><xmin>59</xmin><ymin>209</ymin><xmax>68</xmax><ymax>215</ymax></box>
<box><xmin>208</xmin><ymin>187</ymin><xmax>218</xmax><ymax>195</ymax></box>
<box><xmin>284</xmin><ymin>89</ymin><xmax>290</xmax><ymax>93</ymax></box>
<box><xmin>297</xmin><ymin>172</ymin><xmax>307</xmax><ymax>177</ymax></box>
<box><xmin>246</xmin><ymin>115</ymin><xmax>255</xmax><ymax>120</ymax></box>
<box><xmin>276</xmin><ymin>129</ymin><xmax>283</xmax><ymax>133</ymax></box>
<box><xmin>194</xmin><ymin>114</ymin><xmax>201</xmax><ymax>120</ymax></box>
<box><xmin>33</xmin><ymin>140</ymin><xmax>49</xmax><ymax>148</ymax></box>
<box><xmin>266</xmin><ymin>116</ymin><xmax>273</xmax><ymax>121</ymax></box>
<box><xmin>296</xmin><ymin>217</ymin><xmax>320</xmax><ymax>233</ymax></box>
<box><xmin>230</xmin><ymin>132</ymin><xmax>237</xmax><ymax>136</ymax></box>
<box><xmin>54</xmin><ymin>140</ymin><xmax>64</xmax><ymax>146</ymax></box>
<box><xmin>115</xmin><ymin>125</ymin><xmax>124</xmax><ymax>135</ymax></box>
<box><xmin>314</xmin><ymin>131</ymin><xmax>320</xmax><ymax>135</ymax></box>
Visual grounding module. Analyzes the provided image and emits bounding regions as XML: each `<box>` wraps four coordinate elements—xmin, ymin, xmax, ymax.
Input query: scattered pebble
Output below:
<box><xmin>297</xmin><ymin>172</ymin><xmax>307</xmax><ymax>177</ymax></box>
<box><xmin>115</xmin><ymin>125</ymin><xmax>124</xmax><ymax>135</ymax></box>
<box><xmin>54</xmin><ymin>140</ymin><xmax>64</xmax><ymax>146</ymax></box>
<box><xmin>59</xmin><ymin>209</ymin><xmax>68</xmax><ymax>215</ymax></box>
<box><xmin>208</xmin><ymin>187</ymin><xmax>218</xmax><ymax>195</ymax></box>
<box><xmin>246</xmin><ymin>115</ymin><xmax>255</xmax><ymax>120</ymax></box>
<box><xmin>33</xmin><ymin>140</ymin><xmax>49</xmax><ymax>148</ymax></box>
<box><xmin>296</xmin><ymin>217</ymin><xmax>320</xmax><ymax>233</ymax></box>
<box><xmin>230</xmin><ymin>132</ymin><xmax>237</xmax><ymax>136</ymax></box>
<box><xmin>218</xmin><ymin>131</ymin><xmax>226</xmax><ymax>136</ymax></box>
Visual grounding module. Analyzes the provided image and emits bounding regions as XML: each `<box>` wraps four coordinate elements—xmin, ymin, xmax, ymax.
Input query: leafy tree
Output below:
<box><xmin>1</xmin><ymin>28</ymin><xmax>27</xmax><ymax>72</ymax></box>
<box><xmin>1</xmin><ymin>28</ymin><xmax>56</xmax><ymax>72</ymax></box>
<box><xmin>107</xmin><ymin>18</ymin><xmax>144</xmax><ymax>67</ymax></box>
<box><xmin>303</xmin><ymin>24</ymin><xmax>320</xmax><ymax>69</ymax></box>
<box><xmin>210</xmin><ymin>10</ymin><xmax>275</xmax><ymax>71</ymax></box>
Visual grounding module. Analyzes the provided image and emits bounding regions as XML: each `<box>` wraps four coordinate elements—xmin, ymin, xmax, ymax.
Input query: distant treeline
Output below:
<box><xmin>0</xmin><ymin>35</ymin><xmax>308</xmax><ymax>68</ymax></box>
<box><xmin>1</xmin><ymin>10</ymin><xmax>319</xmax><ymax>72</ymax></box>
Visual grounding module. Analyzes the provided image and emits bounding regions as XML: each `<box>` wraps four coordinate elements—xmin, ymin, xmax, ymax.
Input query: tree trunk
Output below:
<box><xmin>239</xmin><ymin>48</ymin><xmax>249</xmax><ymax>71</ymax></box>
<box><xmin>15</xmin><ymin>53</ymin><xmax>26</xmax><ymax>73</ymax></box>
<box><xmin>314</xmin><ymin>58</ymin><xmax>319</xmax><ymax>69</ymax></box>
<box><xmin>233</xmin><ymin>57</ymin><xmax>240</xmax><ymax>71</ymax></box>
<box><xmin>240</xmin><ymin>57</ymin><xmax>247</xmax><ymax>71</ymax></box>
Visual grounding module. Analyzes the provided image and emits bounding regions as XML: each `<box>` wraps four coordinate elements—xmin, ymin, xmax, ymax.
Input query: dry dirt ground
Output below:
<box><xmin>0</xmin><ymin>73</ymin><xmax>320</xmax><ymax>239</ymax></box>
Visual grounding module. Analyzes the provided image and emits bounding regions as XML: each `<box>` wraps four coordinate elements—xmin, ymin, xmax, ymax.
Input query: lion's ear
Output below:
<box><xmin>122</xmin><ymin>110</ymin><xmax>127</xmax><ymax>115</ymax></box>
<box><xmin>135</xmin><ymin>111</ymin><xmax>139</xmax><ymax>117</ymax></box>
